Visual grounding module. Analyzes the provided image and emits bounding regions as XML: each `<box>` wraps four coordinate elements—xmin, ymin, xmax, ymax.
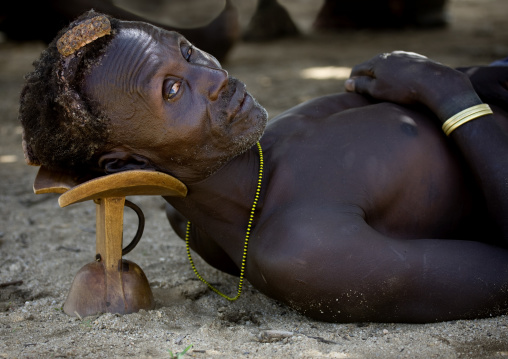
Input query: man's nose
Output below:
<box><xmin>205</xmin><ymin>67</ymin><xmax>229</xmax><ymax>101</ymax></box>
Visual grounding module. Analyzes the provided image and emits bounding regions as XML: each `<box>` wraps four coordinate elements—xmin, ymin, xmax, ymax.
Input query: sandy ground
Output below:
<box><xmin>1</xmin><ymin>0</ymin><xmax>508</xmax><ymax>358</ymax></box>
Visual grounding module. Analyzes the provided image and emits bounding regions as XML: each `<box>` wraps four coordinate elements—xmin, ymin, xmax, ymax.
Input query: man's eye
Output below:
<box><xmin>163</xmin><ymin>80</ymin><xmax>181</xmax><ymax>101</ymax></box>
<box><xmin>185</xmin><ymin>46</ymin><xmax>193</xmax><ymax>61</ymax></box>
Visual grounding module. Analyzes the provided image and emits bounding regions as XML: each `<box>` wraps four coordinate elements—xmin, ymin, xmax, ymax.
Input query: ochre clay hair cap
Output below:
<box><xmin>57</xmin><ymin>15</ymin><xmax>111</xmax><ymax>56</ymax></box>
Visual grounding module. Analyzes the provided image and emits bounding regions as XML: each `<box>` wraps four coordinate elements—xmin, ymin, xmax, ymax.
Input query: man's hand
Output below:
<box><xmin>345</xmin><ymin>51</ymin><xmax>482</xmax><ymax>121</ymax></box>
<box><xmin>456</xmin><ymin>66</ymin><xmax>508</xmax><ymax>112</ymax></box>
<box><xmin>345</xmin><ymin>51</ymin><xmax>429</xmax><ymax>104</ymax></box>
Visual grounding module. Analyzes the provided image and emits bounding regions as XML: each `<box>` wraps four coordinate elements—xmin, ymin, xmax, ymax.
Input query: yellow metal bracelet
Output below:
<box><xmin>442</xmin><ymin>104</ymin><xmax>493</xmax><ymax>136</ymax></box>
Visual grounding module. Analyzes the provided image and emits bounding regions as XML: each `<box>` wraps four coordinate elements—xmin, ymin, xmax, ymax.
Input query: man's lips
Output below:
<box><xmin>227</xmin><ymin>82</ymin><xmax>253</xmax><ymax>122</ymax></box>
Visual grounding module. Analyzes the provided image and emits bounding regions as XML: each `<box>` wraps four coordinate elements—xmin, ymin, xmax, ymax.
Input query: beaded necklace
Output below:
<box><xmin>185</xmin><ymin>142</ymin><xmax>264</xmax><ymax>301</ymax></box>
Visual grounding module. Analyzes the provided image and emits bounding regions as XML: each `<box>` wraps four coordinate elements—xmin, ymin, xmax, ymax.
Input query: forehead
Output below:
<box><xmin>112</xmin><ymin>21</ymin><xmax>181</xmax><ymax>65</ymax></box>
<box><xmin>116</xmin><ymin>21</ymin><xmax>180</xmax><ymax>45</ymax></box>
<box><xmin>83</xmin><ymin>22</ymin><xmax>183</xmax><ymax>123</ymax></box>
<box><xmin>86</xmin><ymin>21</ymin><xmax>182</xmax><ymax>92</ymax></box>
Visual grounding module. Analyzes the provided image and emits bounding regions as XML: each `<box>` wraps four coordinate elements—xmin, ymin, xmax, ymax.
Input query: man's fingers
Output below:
<box><xmin>345</xmin><ymin>76</ymin><xmax>375</xmax><ymax>95</ymax></box>
<box><xmin>349</xmin><ymin>61</ymin><xmax>375</xmax><ymax>78</ymax></box>
<box><xmin>344</xmin><ymin>78</ymin><xmax>355</xmax><ymax>92</ymax></box>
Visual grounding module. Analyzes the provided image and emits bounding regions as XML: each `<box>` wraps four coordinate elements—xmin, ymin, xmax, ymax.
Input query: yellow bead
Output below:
<box><xmin>184</xmin><ymin>143</ymin><xmax>263</xmax><ymax>301</ymax></box>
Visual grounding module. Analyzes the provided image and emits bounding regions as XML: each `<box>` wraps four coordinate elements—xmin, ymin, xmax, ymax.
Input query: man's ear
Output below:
<box><xmin>98</xmin><ymin>150</ymin><xmax>156</xmax><ymax>174</ymax></box>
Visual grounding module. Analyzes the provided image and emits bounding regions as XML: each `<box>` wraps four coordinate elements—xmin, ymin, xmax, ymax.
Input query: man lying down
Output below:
<box><xmin>20</xmin><ymin>11</ymin><xmax>508</xmax><ymax>323</ymax></box>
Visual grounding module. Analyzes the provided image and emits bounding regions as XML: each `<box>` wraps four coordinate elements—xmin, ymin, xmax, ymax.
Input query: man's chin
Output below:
<box><xmin>200</xmin><ymin>126</ymin><xmax>265</xmax><ymax>179</ymax></box>
<box><xmin>213</xmin><ymin>108</ymin><xmax>265</xmax><ymax>170</ymax></box>
<box><xmin>237</xmin><ymin>101</ymin><xmax>267</xmax><ymax>146</ymax></box>
<box><xmin>207</xmin><ymin>84</ymin><xmax>268</xmax><ymax>166</ymax></box>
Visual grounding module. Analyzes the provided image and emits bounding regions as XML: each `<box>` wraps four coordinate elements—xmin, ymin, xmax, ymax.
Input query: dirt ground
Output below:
<box><xmin>1</xmin><ymin>0</ymin><xmax>508</xmax><ymax>358</ymax></box>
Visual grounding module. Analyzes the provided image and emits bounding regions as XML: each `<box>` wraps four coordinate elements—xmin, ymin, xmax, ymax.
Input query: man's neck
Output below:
<box><xmin>164</xmin><ymin>144</ymin><xmax>265</xmax><ymax>261</ymax></box>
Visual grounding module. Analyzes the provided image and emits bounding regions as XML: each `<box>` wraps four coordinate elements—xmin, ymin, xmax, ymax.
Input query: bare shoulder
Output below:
<box><xmin>247</xmin><ymin>204</ymin><xmax>402</xmax><ymax>321</ymax></box>
<box><xmin>270</xmin><ymin>92</ymin><xmax>374</xmax><ymax>122</ymax></box>
<box><xmin>248</xmin><ymin>203</ymin><xmax>369</xmax><ymax>286</ymax></box>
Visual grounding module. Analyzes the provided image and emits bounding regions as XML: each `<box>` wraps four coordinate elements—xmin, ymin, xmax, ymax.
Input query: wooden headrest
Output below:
<box><xmin>33</xmin><ymin>166</ymin><xmax>187</xmax><ymax>207</ymax></box>
<box><xmin>33</xmin><ymin>166</ymin><xmax>84</xmax><ymax>194</ymax></box>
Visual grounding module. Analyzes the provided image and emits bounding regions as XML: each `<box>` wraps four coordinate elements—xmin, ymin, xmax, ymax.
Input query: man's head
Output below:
<box><xmin>20</xmin><ymin>11</ymin><xmax>118</xmax><ymax>173</ymax></box>
<box><xmin>20</xmin><ymin>11</ymin><xmax>267</xmax><ymax>181</ymax></box>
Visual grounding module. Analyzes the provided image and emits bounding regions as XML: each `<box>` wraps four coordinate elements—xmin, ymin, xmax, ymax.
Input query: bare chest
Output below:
<box><xmin>259</xmin><ymin>102</ymin><xmax>472</xmax><ymax>239</ymax></box>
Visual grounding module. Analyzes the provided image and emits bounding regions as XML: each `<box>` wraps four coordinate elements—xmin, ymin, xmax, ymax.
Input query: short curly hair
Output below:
<box><xmin>19</xmin><ymin>11</ymin><xmax>120</xmax><ymax>172</ymax></box>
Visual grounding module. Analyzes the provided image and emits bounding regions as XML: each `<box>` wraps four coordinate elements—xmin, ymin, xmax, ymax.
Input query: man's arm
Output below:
<box><xmin>252</xmin><ymin>209</ymin><xmax>508</xmax><ymax>323</ymax></box>
<box><xmin>456</xmin><ymin>66</ymin><xmax>508</xmax><ymax>111</ymax></box>
<box><xmin>345</xmin><ymin>51</ymin><xmax>508</xmax><ymax>243</ymax></box>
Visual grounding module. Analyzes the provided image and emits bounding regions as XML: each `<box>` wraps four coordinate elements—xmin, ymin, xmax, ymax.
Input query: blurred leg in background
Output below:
<box><xmin>313</xmin><ymin>0</ymin><xmax>448</xmax><ymax>30</ymax></box>
<box><xmin>0</xmin><ymin>0</ymin><xmax>240</xmax><ymax>61</ymax></box>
